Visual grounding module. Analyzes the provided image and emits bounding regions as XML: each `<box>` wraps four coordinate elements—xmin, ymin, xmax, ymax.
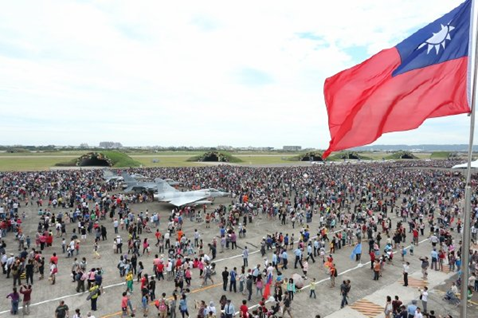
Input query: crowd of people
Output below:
<box><xmin>0</xmin><ymin>160</ymin><xmax>477</xmax><ymax>317</ymax></box>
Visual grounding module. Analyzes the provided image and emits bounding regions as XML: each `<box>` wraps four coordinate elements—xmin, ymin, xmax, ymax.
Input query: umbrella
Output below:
<box><xmin>291</xmin><ymin>273</ymin><xmax>305</xmax><ymax>289</ymax></box>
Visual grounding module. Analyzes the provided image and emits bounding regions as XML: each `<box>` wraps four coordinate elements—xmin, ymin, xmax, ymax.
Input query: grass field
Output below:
<box><xmin>0</xmin><ymin>151</ymin><xmax>445</xmax><ymax>171</ymax></box>
<box><xmin>0</xmin><ymin>153</ymin><xmax>300</xmax><ymax>171</ymax></box>
<box><xmin>0</xmin><ymin>157</ymin><xmax>74</xmax><ymax>171</ymax></box>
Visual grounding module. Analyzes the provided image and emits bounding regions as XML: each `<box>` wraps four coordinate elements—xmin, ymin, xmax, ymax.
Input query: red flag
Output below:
<box><xmin>322</xmin><ymin>1</ymin><xmax>472</xmax><ymax>159</ymax></box>
<box><xmin>263</xmin><ymin>283</ymin><xmax>271</xmax><ymax>299</ymax></box>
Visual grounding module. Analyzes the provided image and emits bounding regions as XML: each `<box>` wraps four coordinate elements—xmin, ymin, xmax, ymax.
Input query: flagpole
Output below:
<box><xmin>460</xmin><ymin>1</ymin><xmax>478</xmax><ymax>317</ymax></box>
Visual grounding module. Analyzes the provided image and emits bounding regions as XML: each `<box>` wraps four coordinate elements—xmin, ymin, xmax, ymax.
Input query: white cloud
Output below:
<box><xmin>0</xmin><ymin>0</ymin><xmax>471</xmax><ymax>148</ymax></box>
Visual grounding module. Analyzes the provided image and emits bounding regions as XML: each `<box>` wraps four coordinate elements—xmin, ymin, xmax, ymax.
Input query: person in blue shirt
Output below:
<box><xmin>307</xmin><ymin>243</ymin><xmax>316</xmax><ymax>263</ymax></box>
<box><xmin>282</xmin><ymin>250</ymin><xmax>288</xmax><ymax>269</ymax></box>
<box><xmin>224</xmin><ymin>299</ymin><xmax>235</xmax><ymax>318</ymax></box>
<box><xmin>314</xmin><ymin>239</ymin><xmax>320</xmax><ymax>257</ymax></box>
<box><xmin>406</xmin><ymin>300</ymin><xmax>417</xmax><ymax>318</ymax></box>
<box><xmin>179</xmin><ymin>294</ymin><xmax>189</xmax><ymax>318</ymax></box>
<box><xmin>142</xmin><ymin>294</ymin><xmax>149</xmax><ymax>317</ymax></box>
<box><xmin>294</xmin><ymin>248</ymin><xmax>303</xmax><ymax>269</ymax></box>
<box><xmin>431</xmin><ymin>249</ymin><xmax>438</xmax><ymax>271</ymax></box>
<box><xmin>229</xmin><ymin>267</ymin><xmax>237</xmax><ymax>293</ymax></box>
<box><xmin>303</xmin><ymin>230</ymin><xmax>310</xmax><ymax>242</ymax></box>
<box><xmin>272</xmin><ymin>253</ymin><xmax>278</xmax><ymax>269</ymax></box>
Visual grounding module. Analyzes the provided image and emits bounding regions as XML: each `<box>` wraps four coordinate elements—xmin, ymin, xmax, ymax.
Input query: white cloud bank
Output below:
<box><xmin>0</xmin><ymin>0</ymin><xmax>470</xmax><ymax>148</ymax></box>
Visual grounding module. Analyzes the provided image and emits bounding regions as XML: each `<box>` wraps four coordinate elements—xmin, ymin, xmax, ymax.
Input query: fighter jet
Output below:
<box><xmin>153</xmin><ymin>179</ymin><xmax>229</xmax><ymax>207</ymax></box>
<box><xmin>121</xmin><ymin>172</ymin><xmax>158</xmax><ymax>192</ymax></box>
<box><xmin>163</xmin><ymin>178</ymin><xmax>181</xmax><ymax>186</ymax></box>
<box><xmin>103</xmin><ymin>170</ymin><xmax>123</xmax><ymax>182</ymax></box>
<box><xmin>122</xmin><ymin>173</ymin><xmax>180</xmax><ymax>193</ymax></box>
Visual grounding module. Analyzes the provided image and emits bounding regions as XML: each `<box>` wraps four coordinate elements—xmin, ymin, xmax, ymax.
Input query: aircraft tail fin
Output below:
<box><xmin>155</xmin><ymin>179</ymin><xmax>178</xmax><ymax>193</ymax></box>
<box><xmin>121</xmin><ymin>172</ymin><xmax>136</xmax><ymax>183</ymax></box>
<box><xmin>103</xmin><ymin>169</ymin><xmax>114</xmax><ymax>179</ymax></box>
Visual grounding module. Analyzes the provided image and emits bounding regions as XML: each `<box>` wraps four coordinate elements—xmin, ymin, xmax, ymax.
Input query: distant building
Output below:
<box><xmin>283</xmin><ymin>146</ymin><xmax>301</xmax><ymax>151</ymax></box>
<box><xmin>99</xmin><ymin>141</ymin><xmax>123</xmax><ymax>149</ymax></box>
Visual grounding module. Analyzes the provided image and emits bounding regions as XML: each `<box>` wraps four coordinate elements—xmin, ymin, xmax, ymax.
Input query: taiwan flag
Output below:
<box><xmin>322</xmin><ymin>0</ymin><xmax>472</xmax><ymax>159</ymax></box>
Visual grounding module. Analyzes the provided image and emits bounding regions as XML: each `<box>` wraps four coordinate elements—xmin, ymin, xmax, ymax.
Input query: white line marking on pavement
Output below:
<box><xmin>0</xmin><ymin>282</ymin><xmax>126</xmax><ymax>315</ymax></box>
<box><xmin>0</xmin><ymin>229</ymin><xmax>423</xmax><ymax>315</ymax></box>
<box><xmin>235</xmin><ymin>237</ymin><xmax>431</xmax><ymax>315</ymax></box>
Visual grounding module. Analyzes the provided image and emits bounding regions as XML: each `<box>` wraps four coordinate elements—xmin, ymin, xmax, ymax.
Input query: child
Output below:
<box><xmin>93</xmin><ymin>242</ymin><xmax>101</xmax><ymax>259</ymax></box>
<box><xmin>309</xmin><ymin>278</ymin><xmax>317</xmax><ymax>298</ymax></box>
<box><xmin>302</xmin><ymin>260</ymin><xmax>309</xmax><ymax>279</ymax></box>
<box><xmin>409</xmin><ymin>245</ymin><xmax>414</xmax><ymax>256</ymax></box>
<box><xmin>401</xmin><ymin>245</ymin><xmax>407</xmax><ymax>261</ymax></box>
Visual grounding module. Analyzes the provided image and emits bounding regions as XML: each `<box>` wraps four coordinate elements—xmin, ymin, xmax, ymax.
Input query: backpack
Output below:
<box><xmin>158</xmin><ymin>299</ymin><xmax>167</xmax><ymax>312</ymax></box>
<box><xmin>334</xmin><ymin>268</ymin><xmax>338</xmax><ymax>277</ymax></box>
<box><xmin>345</xmin><ymin>283</ymin><xmax>351</xmax><ymax>293</ymax></box>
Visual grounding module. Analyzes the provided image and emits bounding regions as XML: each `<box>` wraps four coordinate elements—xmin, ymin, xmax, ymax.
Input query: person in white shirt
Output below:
<box><xmin>468</xmin><ymin>272</ymin><xmax>476</xmax><ymax>288</ymax></box>
<box><xmin>206</xmin><ymin>301</ymin><xmax>216</xmax><ymax>316</ymax></box>
<box><xmin>414</xmin><ymin>307</ymin><xmax>423</xmax><ymax>318</ymax></box>
<box><xmin>419</xmin><ymin>287</ymin><xmax>428</xmax><ymax>313</ymax></box>
<box><xmin>450</xmin><ymin>282</ymin><xmax>459</xmax><ymax>295</ymax></box>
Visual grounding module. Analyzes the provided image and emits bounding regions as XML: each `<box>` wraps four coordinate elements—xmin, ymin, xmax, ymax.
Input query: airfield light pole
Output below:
<box><xmin>461</xmin><ymin>1</ymin><xmax>478</xmax><ymax>317</ymax></box>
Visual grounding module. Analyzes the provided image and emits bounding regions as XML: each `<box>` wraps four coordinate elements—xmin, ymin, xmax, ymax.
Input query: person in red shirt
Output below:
<box><xmin>156</xmin><ymin>262</ymin><xmax>164</xmax><ymax>281</ymax></box>
<box><xmin>19</xmin><ymin>285</ymin><xmax>32</xmax><ymax>315</ymax></box>
<box><xmin>121</xmin><ymin>292</ymin><xmax>130</xmax><ymax>316</ymax></box>
<box><xmin>50</xmin><ymin>253</ymin><xmax>58</xmax><ymax>265</ymax></box>
<box><xmin>140</xmin><ymin>274</ymin><xmax>148</xmax><ymax>290</ymax></box>
<box><xmin>175</xmin><ymin>257</ymin><xmax>182</xmax><ymax>270</ymax></box>
<box><xmin>46</xmin><ymin>233</ymin><xmax>53</xmax><ymax>247</ymax></box>
<box><xmin>39</xmin><ymin>234</ymin><xmax>46</xmax><ymax>250</ymax></box>
<box><xmin>240</xmin><ymin>300</ymin><xmax>249</xmax><ymax>317</ymax></box>
<box><xmin>369</xmin><ymin>251</ymin><xmax>376</xmax><ymax>270</ymax></box>
<box><xmin>412</xmin><ymin>228</ymin><xmax>419</xmax><ymax>245</ymax></box>
<box><xmin>155</xmin><ymin>230</ymin><xmax>162</xmax><ymax>246</ymax></box>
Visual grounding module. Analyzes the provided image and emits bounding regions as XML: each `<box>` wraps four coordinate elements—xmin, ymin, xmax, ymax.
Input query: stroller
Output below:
<box><xmin>443</xmin><ymin>289</ymin><xmax>460</xmax><ymax>305</ymax></box>
<box><xmin>195</xmin><ymin>213</ymin><xmax>204</xmax><ymax>223</ymax></box>
<box><xmin>143</xmin><ymin>225</ymin><xmax>152</xmax><ymax>233</ymax></box>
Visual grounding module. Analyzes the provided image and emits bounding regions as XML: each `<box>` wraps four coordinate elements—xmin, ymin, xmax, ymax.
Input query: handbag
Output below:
<box><xmin>86</xmin><ymin>287</ymin><xmax>100</xmax><ymax>300</ymax></box>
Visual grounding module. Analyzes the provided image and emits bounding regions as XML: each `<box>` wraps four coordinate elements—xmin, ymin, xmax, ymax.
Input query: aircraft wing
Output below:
<box><xmin>167</xmin><ymin>194</ymin><xmax>209</xmax><ymax>207</ymax></box>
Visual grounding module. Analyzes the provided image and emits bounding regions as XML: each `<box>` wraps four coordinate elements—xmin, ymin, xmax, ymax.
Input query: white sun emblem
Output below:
<box><xmin>418</xmin><ymin>22</ymin><xmax>455</xmax><ymax>54</ymax></box>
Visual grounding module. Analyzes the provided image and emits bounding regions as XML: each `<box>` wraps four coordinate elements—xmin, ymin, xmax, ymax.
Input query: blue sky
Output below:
<box><xmin>0</xmin><ymin>0</ymin><xmax>470</xmax><ymax>148</ymax></box>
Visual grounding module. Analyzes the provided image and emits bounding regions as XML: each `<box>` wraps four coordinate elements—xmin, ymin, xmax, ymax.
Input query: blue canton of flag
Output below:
<box><xmin>393</xmin><ymin>0</ymin><xmax>470</xmax><ymax>76</ymax></box>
